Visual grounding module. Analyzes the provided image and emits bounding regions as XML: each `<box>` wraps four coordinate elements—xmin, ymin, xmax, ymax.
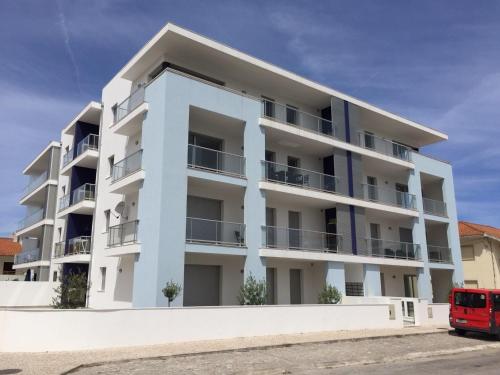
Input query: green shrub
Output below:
<box><xmin>52</xmin><ymin>271</ymin><xmax>89</xmax><ymax>309</ymax></box>
<box><xmin>318</xmin><ymin>284</ymin><xmax>342</xmax><ymax>304</ymax></box>
<box><xmin>238</xmin><ymin>274</ymin><xmax>267</xmax><ymax>305</ymax></box>
<box><xmin>162</xmin><ymin>280</ymin><xmax>182</xmax><ymax>307</ymax></box>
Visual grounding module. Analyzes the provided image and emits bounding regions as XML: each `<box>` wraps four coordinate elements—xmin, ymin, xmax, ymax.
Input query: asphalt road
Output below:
<box><xmin>71</xmin><ymin>331</ymin><xmax>500</xmax><ymax>374</ymax></box>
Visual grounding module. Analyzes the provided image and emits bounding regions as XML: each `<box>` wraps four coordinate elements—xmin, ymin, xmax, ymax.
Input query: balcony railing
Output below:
<box><xmin>262</xmin><ymin>160</ymin><xmax>339</xmax><ymax>194</ymax></box>
<box><xmin>54</xmin><ymin>236</ymin><xmax>92</xmax><ymax>258</ymax></box>
<box><xmin>261</xmin><ymin>99</ymin><xmax>337</xmax><ymax>138</ymax></box>
<box><xmin>357</xmin><ymin>131</ymin><xmax>412</xmax><ymax>161</ymax></box>
<box><xmin>62</xmin><ymin>149</ymin><xmax>74</xmax><ymax>167</ymax></box>
<box><xmin>76</xmin><ymin>134</ymin><xmax>99</xmax><ymax>156</ymax></box>
<box><xmin>14</xmin><ymin>248</ymin><xmax>41</xmax><ymax>265</ymax></box>
<box><xmin>186</xmin><ymin>217</ymin><xmax>245</xmax><ymax>247</ymax></box>
<box><xmin>423</xmin><ymin>197</ymin><xmax>447</xmax><ymax>217</ymax></box>
<box><xmin>111</xmin><ymin>150</ymin><xmax>143</xmax><ymax>183</ymax></box>
<box><xmin>358</xmin><ymin>238</ymin><xmax>421</xmax><ymax>260</ymax></box>
<box><xmin>427</xmin><ymin>245</ymin><xmax>452</xmax><ymax>264</ymax></box>
<box><xmin>114</xmin><ymin>87</ymin><xmax>145</xmax><ymax>123</ymax></box>
<box><xmin>108</xmin><ymin>220</ymin><xmax>139</xmax><ymax>247</ymax></box>
<box><xmin>361</xmin><ymin>184</ymin><xmax>416</xmax><ymax>210</ymax></box>
<box><xmin>22</xmin><ymin>172</ymin><xmax>48</xmax><ymax>198</ymax></box>
<box><xmin>72</xmin><ymin>183</ymin><xmax>96</xmax><ymax>205</ymax></box>
<box><xmin>17</xmin><ymin>208</ymin><xmax>45</xmax><ymax>231</ymax></box>
<box><xmin>59</xmin><ymin>193</ymin><xmax>70</xmax><ymax>212</ymax></box>
<box><xmin>187</xmin><ymin>144</ymin><xmax>245</xmax><ymax>177</ymax></box>
<box><xmin>262</xmin><ymin>226</ymin><xmax>343</xmax><ymax>253</ymax></box>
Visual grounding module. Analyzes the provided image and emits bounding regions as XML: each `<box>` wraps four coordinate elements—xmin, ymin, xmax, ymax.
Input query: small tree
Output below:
<box><xmin>162</xmin><ymin>280</ymin><xmax>182</xmax><ymax>307</ymax></box>
<box><xmin>238</xmin><ymin>274</ymin><xmax>267</xmax><ymax>305</ymax></box>
<box><xmin>52</xmin><ymin>271</ymin><xmax>89</xmax><ymax>309</ymax></box>
<box><xmin>318</xmin><ymin>284</ymin><xmax>342</xmax><ymax>304</ymax></box>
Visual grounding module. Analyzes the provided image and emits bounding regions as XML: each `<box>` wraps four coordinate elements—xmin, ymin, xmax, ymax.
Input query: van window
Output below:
<box><xmin>454</xmin><ymin>292</ymin><xmax>487</xmax><ymax>308</ymax></box>
<box><xmin>493</xmin><ymin>294</ymin><xmax>500</xmax><ymax>310</ymax></box>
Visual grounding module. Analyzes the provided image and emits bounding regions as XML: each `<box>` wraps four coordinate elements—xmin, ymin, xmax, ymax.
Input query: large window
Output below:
<box><xmin>454</xmin><ymin>292</ymin><xmax>487</xmax><ymax>308</ymax></box>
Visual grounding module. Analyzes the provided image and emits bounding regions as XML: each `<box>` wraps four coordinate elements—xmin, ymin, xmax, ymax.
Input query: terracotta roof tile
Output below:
<box><xmin>459</xmin><ymin>221</ymin><xmax>500</xmax><ymax>239</ymax></box>
<box><xmin>0</xmin><ymin>237</ymin><xmax>21</xmax><ymax>256</ymax></box>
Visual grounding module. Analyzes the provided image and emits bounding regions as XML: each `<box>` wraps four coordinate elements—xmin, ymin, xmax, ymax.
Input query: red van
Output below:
<box><xmin>449</xmin><ymin>288</ymin><xmax>500</xmax><ymax>337</ymax></box>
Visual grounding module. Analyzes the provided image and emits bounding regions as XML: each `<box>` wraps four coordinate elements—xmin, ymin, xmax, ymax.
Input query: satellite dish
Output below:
<box><xmin>114</xmin><ymin>202</ymin><xmax>128</xmax><ymax>219</ymax></box>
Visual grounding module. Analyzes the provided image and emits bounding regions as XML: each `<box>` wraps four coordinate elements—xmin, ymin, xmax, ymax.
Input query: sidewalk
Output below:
<box><xmin>0</xmin><ymin>326</ymin><xmax>449</xmax><ymax>375</ymax></box>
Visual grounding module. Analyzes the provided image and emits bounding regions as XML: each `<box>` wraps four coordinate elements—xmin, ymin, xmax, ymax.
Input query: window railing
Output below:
<box><xmin>423</xmin><ymin>197</ymin><xmax>447</xmax><ymax>217</ymax></box>
<box><xmin>261</xmin><ymin>160</ymin><xmax>339</xmax><ymax>194</ymax></box>
<box><xmin>72</xmin><ymin>183</ymin><xmax>96</xmax><ymax>205</ymax></box>
<box><xmin>17</xmin><ymin>208</ymin><xmax>45</xmax><ymax>231</ymax></box>
<box><xmin>427</xmin><ymin>245</ymin><xmax>452</xmax><ymax>264</ymax></box>
<box><xmin>357</xmin><ymin>238</ymin><xmax>421</xmax><ymax>260</ymax></box>
<box><xmin>187</xmin><ymin>144</ymin><xmax>245</xmax><ymax>177</ymax></box>
<box><xmin>357</xmin><ymin>131</ymin><xmax>412</xmax><ymax>161</ymax></box>
<box><xmin>111</xmin><ymin>150</ymin><xmax>143</xmax><ymax>182</ymax></box>
<box><xmin>361</xmin><ymin>184</ymin><xmax>416</xmax><ymax>210</ymax></box>
<box><xmin>108</xmin><ymin>220</ymin><xmax>139</xmax><ymax>247</ymax></box>
<box><xmin>54</xmin><ymin>236</ymin><xmax>92</xmax><ymax>258</ymax></box>
<box><xmin>76</xmin><ymin>134</ymin><xmax>99</xmax><ymax>157</ymax></box>
<box><xmin>261</xmin><ymin>99</ymin><xmax>337</xmax><ymax>138</ymax></box>
<box><xmin>22</xmin><ymin>172</ymin><xmax>48</xmax><ymax>198</ymax></box>
<box><xmin>262</xmin><ymin>226</ymin><xmax>343</xmax><ymax>253</ymax></box>
<box><xmin>186</xmin><ymin>217</ymin><xmax>245</xmax><ymax>247</ymax></box>
<box><xmin>14</xmin><ymin>248</ymin><xmax>41</xmax><ymax>265</ymax></box>
<box><xmin>114</xmin><ymin>87</ymin><xmax>145</xmax><ymax>123</ymax></box>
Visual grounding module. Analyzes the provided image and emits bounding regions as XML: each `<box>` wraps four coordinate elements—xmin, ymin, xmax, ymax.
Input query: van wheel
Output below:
<box><xmin>455</xmin><ymin>329</ymin><xmax>466</xmax><ymax>336</ymax></box>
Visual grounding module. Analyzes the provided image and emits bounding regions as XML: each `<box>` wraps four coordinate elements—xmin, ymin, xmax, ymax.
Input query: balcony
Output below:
<box><xmin>110</xmin><ymin>88</ymin><xmax>148</xmax><ymax>136</ymax></box>
<box><xmin>357</xmin><ymin>131</ymin><xmax>412</xmax><ymax>162</ymax></box>
<box><xmin>13</xmin><ymin>248</ymin><xmax>41</xmax><ymax>266</ymax></box>
<box><xmin>53</xmin><ymin>236</ymin><xmax>92</xmax><ymax>263</ymax></box>
<box><xmin>358</xmin><ymin>238</ymin><xmax>421</xmax><ymax>261</ymax></box>
<box><xmin>61</xmin><ymin>134</ymin><xmax>99</xmax><ymax>174</ymax></box>
<box><xmin>58</xmin><ymin>183</ymin><xmax>96</xmax><ymax>216</ymax></box>
<box><xmin>427</xmin><ymin>245</ymin><xmax>452</xmax><ymax>264</ymax></box>
<box><xmin>423</xmin><ymin>197</ymin><xmax>447</xmax><ymax>217</ymax></box>
<box><xmin>106</xmin><ymin>220</ymin><xmax>140</xmax><ymax>256</ymax></box>
<box><xmin>16</xmin><ymin>208</ymin><xmax>48</xmax><ymax>235</ymax></box>
<box><xmin>261</xmin><ymin>99</ymin><xmax>337</xmax><ymax>138</ymax></box>
<box><xmin>362</xmin><ymin>184</ymin><xmax>416</xmax><ymax>210</ymax></box>
<box><xmin>187</xmin><ymin>144</ymin><xmax>245</xmax><ymax>178</ymax></box>
<box><xmin>21</xmin><ymin>172</ymin><xmax>49</xmax><ymax>201</ymax></box>
<box><xmin>109</xmin><ymin>150</ymin><xmax>144</xmax><ymax>194</ymax></box>
<box><xmin>262</xmin><ymin>226</ymin><xmax>343</xmax><ymax>253</ymax></box>
<box><xmin>186</xmin><ymin>217</ymin><xmax>245</xmax><ymax>247</ymax></box>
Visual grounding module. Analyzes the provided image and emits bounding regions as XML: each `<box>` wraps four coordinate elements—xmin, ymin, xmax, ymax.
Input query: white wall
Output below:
<box><xmin>0</xmin><ymin>281</ymin><xmax>55</xmax><ymax>307</ymax></box>
<box><xmin>0</xmin><ymin>303</ymin><xmax>404</xmax><ymax>352</ymax></box>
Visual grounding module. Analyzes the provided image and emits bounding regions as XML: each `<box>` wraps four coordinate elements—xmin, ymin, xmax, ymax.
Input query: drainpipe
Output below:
<box><xmin>488</xmin><ymin>238</ymin><xmax>498</xmax><ymax>289</ymax></box>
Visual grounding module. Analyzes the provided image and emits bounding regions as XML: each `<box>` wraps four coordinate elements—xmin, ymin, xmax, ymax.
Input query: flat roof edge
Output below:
<box><xmin>22</xmin><ymin>141</ymin><xmax>61</xmax><ymax>175</ymax></box>
<box><xmin>62</xmin><ymin>101</ymin><xmax>102</xmax><ymax>135</ymax></box>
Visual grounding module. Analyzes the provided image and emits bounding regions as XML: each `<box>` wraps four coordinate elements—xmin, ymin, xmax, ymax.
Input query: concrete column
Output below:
<box><xmin>325</xmin><ymin>261</ymin><xmax>346</xmax><ymax>295</ymax></box>
<box><xmin>364</xmin><ymin>264</ymin><xmax>382</xmax><ymax>296</ymax></box>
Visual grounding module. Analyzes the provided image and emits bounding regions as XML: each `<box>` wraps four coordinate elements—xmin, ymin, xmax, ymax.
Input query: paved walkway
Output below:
<box><xmin>1</xmin><ymin>326</ymin><xmax>449</xmax><ymax>375</ymax></box>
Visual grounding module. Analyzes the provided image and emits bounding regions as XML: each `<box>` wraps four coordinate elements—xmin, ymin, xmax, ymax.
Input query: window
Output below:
<box><xmin>2</xmin><ymin>262</ymin><xmax>14</xmax><ymax>275</ymax></box>
<box><xmin>100</xmin><ymin>267</ymin><xmax>107</xmax><ymax>291</ymax></box>
<box><xmin>346</xmin><ymin>282</ymin><xmax>364</xmax><ymax>296</ymax></box>
<box><xmin>286</xmin><ymin>105</ymin><xmax>298</xmax><ymax>125</ymax></box>
<box><xmin>462</xmin><ymin>246</ymin><xmax>475</xmax><ymax>261</ymax></box>
<box><xmin>104</xmin><ymin>210</ymin><xmax>111</xmax><ymax>232</ymax></box>
<box><xmin>262</xmin><ymin>96</ymin><xmax>275</xmax><ymax>118</ymax></box>
<box><xmin>108</xmin><ymin>155</ymin><xmax>115</xmax><ymax>178</ymax></box>
<box><xmin>364</xmin><ymin>131</ymin><xmax>375</xmax><ymax>149</ymax></box>
<box><xmin>367</xmin><ymin>176</ymin><xmax>378</xmax><ymax>201</ymax></box>
<box><xmin>454</xmin><ymin>292</ymin><xmax>487</xmax><ymax>308</ymax></box>
<box><xmin>53</xmin><ymin>271</ymin><xmax>58</xmax><ymax>282</ymax></box>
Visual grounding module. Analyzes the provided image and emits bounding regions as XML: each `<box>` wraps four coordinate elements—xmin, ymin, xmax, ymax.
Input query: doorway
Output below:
<box><xmin>266</xmin><ymin>268</ymin><xmax>277</xmax><ymax>304</ymax></box>
<box><xmin>187</xmin><ymin>195</ymin><xmax>222</xmax><ymax>243</ymax></box>
<box><xmin>188</xmin><ymin>132</ymin><xmax>223</xmax><ymax>171</ymax></box>
<box><xmin>404</xmin><ymin>274</ymin><xmax>418</xmax><ymax>298</ymax></box>
<box><xmin>266</xmin><ymin>207</ymin><xmax>276</xmax><ymax>247</ymax></box>
<box><xmin>290</xmin><ymin>269</ymin><xmax>302</xmax><ymax>304</ymax></box>
<box><xmin>288</xmin><ymin>211</ymin><xmax>301</xmax><ymax>249</ymax></box>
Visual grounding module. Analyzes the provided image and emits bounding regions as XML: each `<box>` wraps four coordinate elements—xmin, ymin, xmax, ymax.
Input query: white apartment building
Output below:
<box><xmin>16</xmin><ymin>23</ymin><xmax>463</xmax><ymax>307</ymax></box>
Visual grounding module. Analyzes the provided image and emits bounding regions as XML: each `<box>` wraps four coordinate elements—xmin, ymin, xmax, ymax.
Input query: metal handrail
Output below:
<box><xmin>361</xmin><ymin>183</ymin><xmax>416</xmax><ymax>209</ymax></box>
<box><xmin>262</xmin><ymin>226</ymin><xmax>343</xmax><ymax>253</ymax></box>
<box><xmin>187</xmin><ymin>144</ymin><xmax>245</xmax><ymax>177</ymax></box>
<box><xmin>54</xmin><ymin>236</ymin><xmax>92</xmax><ymax>258</ymax></box>
<box><xmin>427</xmin><ymin>245</ymin><xmax>452</xmax><ymax>264</ymax></box>
<box><xmin>357</xmin><ymin>131</ymin><xmax>412</xmax><ymax>161</ymax></box>
<box><xmin>114</xmin><ymin>87</ymin><xmax>145</xmax><ymax>124</ymax></box>
<box><xmin>111</xmin><ymin>150</ymin><xmax>143</xmax><ymax>183</ymax></box>
<box><xmin>186</xmin><ymin>217</ymin><xmax>245</xmax><ymax>247</ymax></box>
<box><xmin>17</xmin><ymin>208</ymin><xmax>45</xmax><ymax>231</ymax></box>
<box><xmin>108</xmin><ymin>220</ymin><xmax>139</xmax><ymax>247</ymax></box>
<box><xmin>261</xmin><ymin>160</ymin><xmax>339</xmax><ymax>193</ymax></box>
<box><xmin>76</xmin><ymin>134</ymin><xmax>99</xmax><ymax>156</ymax></box>
<box><xmin>261</xmin><ymin>99</ymin><xmax>337</xmax><ymax>138</ymax></box>
<box><xmin>358</xmin><ymin>237</ymin><xmax>421</xmax><ymax>260</ymax></box>
<box><xmin>22</xmin><ymin>172</ymin><xmax>48</xmax><ymax>197</ymax></box>
<box><xmin>422</xmin><ymin>197</ymin><xmax>447</xmax><ymax>217</ymax></box>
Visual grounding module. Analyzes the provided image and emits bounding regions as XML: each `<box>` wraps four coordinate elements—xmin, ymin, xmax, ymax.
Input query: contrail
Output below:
<box><xmin>55</xmin><ymin>0</ymin><xmax>83</xmax><ymax>96</ymax></box>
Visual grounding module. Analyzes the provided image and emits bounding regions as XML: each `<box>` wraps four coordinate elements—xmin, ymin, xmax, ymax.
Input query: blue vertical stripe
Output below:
<box><xmin>344</xmin><ymin>100</ymin><xmax>357</xmax><ymax>254</ymax></box>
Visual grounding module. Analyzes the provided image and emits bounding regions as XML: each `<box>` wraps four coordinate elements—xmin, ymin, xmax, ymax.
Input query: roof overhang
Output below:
<box><xmin>62</xmin><ymin>101</ymin><xmax>102</xmax><ymax>135</ymax></box>
<box><xmin>22</xmin><ymin>141</ymin><xmax>61</xmax><ymax>175</ymax></box>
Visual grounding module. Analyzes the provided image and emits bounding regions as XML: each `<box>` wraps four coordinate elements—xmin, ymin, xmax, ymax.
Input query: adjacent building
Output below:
<box><xmin>459</xmin><ymin>221</ymin><xmax>500</xmax><ymax>289</ymax></box>
<box><xmin>0</xmin><ymin>237</ymin><xmax>21</xmax><ymax>280</ymax></box>
<box><xmin>15</xmin><ymin>23</ymin><xmax>464</xmax><ymax>306</ymax></box>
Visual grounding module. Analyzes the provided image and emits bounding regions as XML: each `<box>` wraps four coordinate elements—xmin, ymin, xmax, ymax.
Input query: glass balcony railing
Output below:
<box><xmin>14</xmin><ymin>248</ymin><xmax>41</xmax><ymax>265</ymax></box>
<box><xmin>111</xmin><ymin>150</ymin><xmax>143</xmax><ymax>183</ymax></box>
<box><xmin>186</xmin><ymin>217</ymin><xmax>245</xmax><ymax>247</ymax></box>
<box><xmin>72</xmin><ymin>183</ymin><xmax>96</xmax><ymax>205</ymax></box>
<box><xmin>357</xmin><ymin>131</ymin><xmax>411</xmax><ymax>161</ymax></box>
<box><xmin>261</xmin><ymin>160</ymin><xmax>339</xmax><ymax>193</ymax></box>
<box><xmin>187</xmin><ymin>144</ymin><xmax>245</xmax><ymax>177</ymax></box>
<box><xmin>54</xmin><ymin>236</ymin><xmax>92</xmax><ymax>258</ymax></box>
<box><xmin>262</xmin><ymin>226</ymin><xmax>343</xmax><ymax>253</ymax></box>
<box><xmin>261</xmin><ymin>99</ymin><xmax>337</xmax><ymax>138</ymax></box>
<box><xmin>114</xmin><ymin>87</ymin><xmax>145</xmax><ymax>124</ymax></box>
<box><xmin>76</xmin><ymin>134</ymin><xmax>99</xmax><ymax>156</ymax></box>
<box><xmin>62</xmin><ymin>149</ymin><xmax>74</xmax><ymax>167</ymax></box>
<box><xmin>423</xmin><ymin>197</ymin><xmax>447</xmax><ymax>217</ymax></box>
<box><xmin>17</xmin><ymin>208</ymin><xmax>45</xmax><ymax>231</ymax></box>
<box><xmin>108</xmin><ymin>220</ymin><xmax>139</xmax><ymax>247</ymax></box>
<box><xmin>58</xmin><ymin>193</ymin><xmax>70</xmax><ymax>212</ymax></box>
<box><xmin>357</xmin><ymin>238</ymin><xmax>421</xmax><ymax>260</ymax></box>
<box><xmin>361</xmin><ymin>184</ymin><xmax>416</xmax><ymax>210</ymax></box>
<box><xmin>427</xmin><ymin>245</ymin><xmax>452</xmax><ymax>264</ymax></box>
<box><xmin>22</xmin><ymin>172</ymin><xmax>48</xmax><ymax>198</ymax></box>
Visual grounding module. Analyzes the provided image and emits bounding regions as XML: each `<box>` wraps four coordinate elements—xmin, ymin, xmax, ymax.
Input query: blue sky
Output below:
<box><xmin>1</xmin><ymin>0</ymin><xmax>499</xmax><ymax>235</ymax></box>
